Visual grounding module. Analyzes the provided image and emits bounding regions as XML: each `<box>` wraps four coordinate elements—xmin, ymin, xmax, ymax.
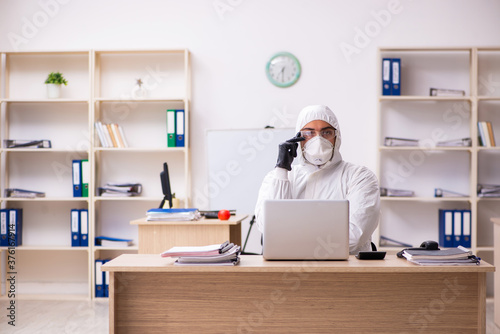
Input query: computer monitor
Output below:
<box><xmin>159</xmin><ymin>162</ymin><xmax>172</xmax><ymax>209</ymax></box>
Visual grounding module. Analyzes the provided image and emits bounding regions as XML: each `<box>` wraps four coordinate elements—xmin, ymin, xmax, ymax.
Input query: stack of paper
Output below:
<box><xmin>161</xmin><ymin>241</ymin><xmax>241</xmax><ymax>266</ymax></box>
<box><xmin>477</xmin><ymin>184</ymin><xmax>500</xmax><ymax>198</ymax></box>
<box><xmin>98</xmin><ymin>183</ymin><xmax>142</xmax><ymax>197</ymax></box>
<box><xmin>146</xmin><ymin>208</ymin><xmax>201</xmax><ymax>221</ymax></box>
<box><xmin>402</xmin><ymin>246</ymin><xmax>480</xmax><ymax>266</ymax></box>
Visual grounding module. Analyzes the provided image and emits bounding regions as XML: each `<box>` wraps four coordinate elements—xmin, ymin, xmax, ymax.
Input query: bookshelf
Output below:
<box><xmin>376</xmin><ymin>48</ymin><xmax>500</xmax><ymax>269</ymax></box>
<box><xmin>0</xmin><ymin>49</ymin><xmax>191</xmax><ymax>300</ymax></box>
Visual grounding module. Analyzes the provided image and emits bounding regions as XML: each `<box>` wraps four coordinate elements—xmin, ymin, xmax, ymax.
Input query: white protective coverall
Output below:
<box><xmin>255</xmin><ymin>105</ymin><xmax>380</xmax><ymax>254</ymax></box>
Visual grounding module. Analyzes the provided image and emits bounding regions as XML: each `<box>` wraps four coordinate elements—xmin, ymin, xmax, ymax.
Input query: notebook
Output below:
<box><xmin>262</xmin><ymin>199</ymin><xmax>349</xmax><ymax>260</ymax></box>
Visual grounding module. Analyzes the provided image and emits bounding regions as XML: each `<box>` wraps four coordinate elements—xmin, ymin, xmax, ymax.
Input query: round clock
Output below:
<box><xmin>266</xmin><ymin>52</ymin><xmax>301</xmax><ymax>88</ymax></box>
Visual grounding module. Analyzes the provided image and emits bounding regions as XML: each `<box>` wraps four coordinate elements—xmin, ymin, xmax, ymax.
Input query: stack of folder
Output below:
<box><xmin>146</xmin><ymin>208</ymin><xmax>201</xmax><ymax>221</ymax></box>
<box><xmin>401</xmin><ymin>246</ymin><xmax>480</xmax><ymax>266</ymax></box>
<box><xmin>380</xmin><ymin>187</ymin><xmax>414</xmax><ymax>197</ymax></box>
<box><xmin>98</xmin><ymin>183</ymin><xmax>142</xmax><ymax>197</ymax></box>
<box><xmin>3</xmin><ymin>139</ymin><xmax>51</xmax><ymax>149</ymax></box>
<box><xmin>161</xmin><ymin>241</ymin><xmax>241</xmax><ymax>266</ymax></box>
<box><xmin>95</xmin><ymin>236</ymin><xmax>133</xmax><ymax>247</ymax></box>
<box><xmin>477</xmin><ymin>184</ymin><xmax>500</xmax><ymax>198</ymax></box>
<box><xmin>4</xmin><ymin>188</ymin><xmax>45</xmax><ymax>198</ymax></box>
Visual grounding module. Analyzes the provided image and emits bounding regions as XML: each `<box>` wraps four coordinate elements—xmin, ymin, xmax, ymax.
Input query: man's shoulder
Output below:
<box><xmin>340</xmin><ymin>161</ymin><xmax>378</xmax><ymax>181</ymax></box>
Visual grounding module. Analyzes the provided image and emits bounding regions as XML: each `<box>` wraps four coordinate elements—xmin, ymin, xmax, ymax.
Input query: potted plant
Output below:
<box><xmin>45</xmin><ymin>72</ymin><xmax>68</xmax><ymax>98</ymax></box>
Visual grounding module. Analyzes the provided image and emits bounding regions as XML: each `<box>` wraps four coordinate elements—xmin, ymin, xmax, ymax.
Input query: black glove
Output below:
<box><xmin>275</xmin><ymin>132</ymin><xmax>305</xmax><ymax>171</ymax></box>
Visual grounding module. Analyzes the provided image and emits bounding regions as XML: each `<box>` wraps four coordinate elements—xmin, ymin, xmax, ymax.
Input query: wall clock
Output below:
<box><xmin>266</xmin><ymin>52</ymin><xmax>301</xmax><ymax>88</ymax></box>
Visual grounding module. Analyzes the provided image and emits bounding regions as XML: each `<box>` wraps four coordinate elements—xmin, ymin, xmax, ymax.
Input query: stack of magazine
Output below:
<box><xmin>146</xmin><ymin>208</ymin><xmax>201</xmax><ymax>221</ymax></box>
<box><xmin>161</xmin><ymin>241</ymin><xmax>241</xmax><ymax>266</ymax></box>
<box><xmin>401</xmin><ymin>246</ymin><xmax>480</xmax><ymax>266</ymax></box>
<box><xmin>98</xmin><ymin>183</ymin><xmax>142</xmax><ymax>197</ymax></box>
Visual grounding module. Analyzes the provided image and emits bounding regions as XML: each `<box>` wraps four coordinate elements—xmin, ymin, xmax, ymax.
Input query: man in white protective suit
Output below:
<box><xmin>255</xmin><ymin>105</ymin><xmax>380</xmax><ymax>254</ymax></box>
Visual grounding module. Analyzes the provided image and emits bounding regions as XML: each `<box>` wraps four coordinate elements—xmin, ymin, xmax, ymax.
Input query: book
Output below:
<box><xmin>4</xmin><ymin>188</ymin><xmax>45</xmax><ymax>198</ymax></box>
<box><xmin>146</xmin><ymin>208</ymin><xmax>201</xmax><ymax>221</ymax></box>
<box><xmin>486</xmin><ymin>121</ymin><xmax>496</xmax><ymax>146</ymax></box>
<box><xmin>429</xmin><ymin>88</ymin><xmax>465</xmax><ymax>97</ymax></box>
<box><xmin>95</xmin><ymin>236</ymin><xmax>134</xmax><ymax>247</ymax></box>
<box><xmin>379</xmin><ymin>187</ymin><xmax>414</xmax><ymax>197</ymax></box>
<box><xmin>4</xmin><ymin>139</ymin><xmax>51</xmax><ymax>149</ymax></box>
<box><xmin>95</xmin><ymin>122</ymin><xmax>128</xmax><ymax>148</ymax></box>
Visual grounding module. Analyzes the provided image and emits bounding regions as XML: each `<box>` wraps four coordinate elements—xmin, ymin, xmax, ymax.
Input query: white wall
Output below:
<box><xmin>1</xmin><ymin>0</ymin><xmax>500</xmax><ymax>209</ymax></box>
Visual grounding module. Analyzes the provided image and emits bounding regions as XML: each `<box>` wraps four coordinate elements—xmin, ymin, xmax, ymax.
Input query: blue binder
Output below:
<box><xmin>95</xmin><ymin>259</ymin><xmax>104</xmax><ymax>298</ymax></box>
<box><xmin>438</xmin><ymin>209</ymin><xmax>453</xmax><ymax>248</ymax></box>
<box><xmin>103</xmin><ymin>259</ymin><xmax>110</xmax><ymax>297</ymax></box>
<box><xmin>0</xmin><ymin>209</ymin><xmax>9</xmax><ymax>247</ymax></box>
<box><xmin>461</xmin><ymin>209</ymin><xmax>471</xmax><ymax>248</ymax></box>
<box><xmin>391</xmin><ymin>58</ymin><xmax>401</xmax><ymax>95</ymax></box>
<box><xmin>71</xmin><ymin>209</ymin><xmax>80</xmax><ymax>247</ymax></box>
<box><xmin>382</xmin><ymin>58</ymin><xmax>392</xmax><ymax>95</ymax></box>
<box><xmin>8</xmin><ymin>209</ymin><xmax>23</xmax><ymax>247</ymax></box>
<box><xmin>79</xmin><ymin>209</ymin><xmax>89</xmax><ymax>247</ymax></box>
<box><xmin>72</xmin><ymin>160</ymin><xmax>82</xmax><ymax>197</ymax></box>
<box><xmin>176</xmin><ymin>109</ymin><xmax>185</xmax><ymax>147</ymax></box>
<box><xmin>453</xmin><ymin>210</ymin><xmax>462</xmax><ymax>247</ymax></box>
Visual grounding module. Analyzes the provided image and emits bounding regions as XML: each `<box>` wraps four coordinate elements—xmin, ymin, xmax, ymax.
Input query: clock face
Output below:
<box><xmin>266</xmin><ymin>52</ymin><xmax>301</xmax><ymax>88</ymax></box>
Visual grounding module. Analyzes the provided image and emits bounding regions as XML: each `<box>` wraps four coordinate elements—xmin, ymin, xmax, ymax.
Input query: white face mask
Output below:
<box><xmin>302</xmin><ymin>136</ymin><xmax>334</xmax><ymax>165</ymax></box>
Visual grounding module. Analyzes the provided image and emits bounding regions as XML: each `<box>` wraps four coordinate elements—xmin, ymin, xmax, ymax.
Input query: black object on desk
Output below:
<box><xmin>159</xmin><ymin>162</ymin><xmax>173</xmax><ymax>209</ymax></box>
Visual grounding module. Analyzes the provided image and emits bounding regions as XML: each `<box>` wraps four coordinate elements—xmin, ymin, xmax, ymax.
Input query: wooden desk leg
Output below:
<box><xmin>109</xmin><ymin>272</ymin><xmax>115</xmax><ymax>334</ymax></box>
<box><xmin>478</xmin><ymin>272</ymin><xmax>486</xmax><ymax>334</ymax></box>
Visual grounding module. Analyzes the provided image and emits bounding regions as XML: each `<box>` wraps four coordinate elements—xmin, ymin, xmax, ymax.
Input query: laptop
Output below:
<box><xmin>262</xmin><ymin>199</ymin><xmax>349</xmax><ymax>260</ymax></box>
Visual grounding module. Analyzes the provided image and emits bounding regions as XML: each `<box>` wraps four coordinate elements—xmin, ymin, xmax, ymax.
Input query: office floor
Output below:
<box><xmin>0</xmin><ymin>298</ymin><xmax>498</xmax><ymax>333</ymax></box>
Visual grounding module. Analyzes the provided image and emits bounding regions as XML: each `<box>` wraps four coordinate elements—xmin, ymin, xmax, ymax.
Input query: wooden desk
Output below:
<box><xmin>130</xmin><ymin>214</ymin><xmax>246</xmax><ymax>254</ymax></box>
<box><xmin>103</xmin><ymin>254</ymin><xmax>494</xmax><ymax>333</ymax></box>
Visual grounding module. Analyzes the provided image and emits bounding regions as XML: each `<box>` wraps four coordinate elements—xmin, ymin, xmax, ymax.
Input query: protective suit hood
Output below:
<box><xmin>295</xmin><ymin>105</ymin><xmax>342</xmax><ymax>168</ymax></box>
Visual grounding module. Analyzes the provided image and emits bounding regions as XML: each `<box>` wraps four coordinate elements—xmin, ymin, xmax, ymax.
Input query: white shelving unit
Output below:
<box><xmin>0</xmin><ymin>49</ymin><xmax>191</xmax><ymax>300</ymax></box>
<box><xmin>376</xmin><ymin>48</ymin><xmax>500</xmax><ymax>279</ymax></box>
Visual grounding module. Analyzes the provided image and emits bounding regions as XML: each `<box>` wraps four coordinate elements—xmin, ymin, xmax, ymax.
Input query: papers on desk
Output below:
<box><xmin>161</xmin><ymin>241</ymin><xmax>241</xmax><ymax>266</ymax></box>
<box><xmin>402</xmin><ymin>246</ymin><xmax>480</xmax><ymax>266</ymax></box>
<box><xmin>146</xmin><ymin>208</ymin><xmax>202</xmax><ymax>221</ymax></box>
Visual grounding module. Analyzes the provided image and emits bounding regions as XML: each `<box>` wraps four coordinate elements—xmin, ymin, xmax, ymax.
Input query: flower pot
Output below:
<box><xmin>46</xmin><ymin>83</ymin><xmax>61</xmax><ymax>98</ymax></box>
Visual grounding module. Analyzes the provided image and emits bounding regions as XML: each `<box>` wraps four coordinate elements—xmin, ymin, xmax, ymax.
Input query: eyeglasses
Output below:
<box><xmin>300</xmin><ymin>129</ymin><xmax>336</xmax><ymax>140</ymax></box>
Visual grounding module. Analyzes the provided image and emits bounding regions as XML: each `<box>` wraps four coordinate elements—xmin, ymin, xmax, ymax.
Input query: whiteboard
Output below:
<box><xmin>206</xmin><ymin>128</ymin><xmax>295</xmax><ymax>254</ymax></box>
